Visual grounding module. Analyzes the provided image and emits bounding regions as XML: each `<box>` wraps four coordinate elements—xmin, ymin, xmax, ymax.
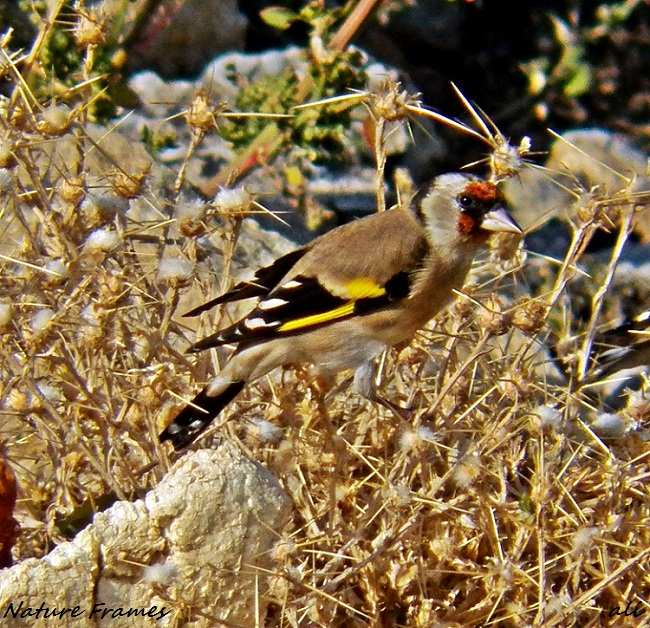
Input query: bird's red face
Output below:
<box><xmin>455</xmin><ymin>181</ymin><xmax>520</xmax><ymax>239</ymax></box>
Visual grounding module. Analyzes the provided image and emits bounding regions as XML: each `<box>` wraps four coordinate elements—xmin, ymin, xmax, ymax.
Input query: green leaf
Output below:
<box><xmin>260</xmin><ymin>6</ymin><xmax>299</xmax><ymax>31</ymax></box>
<box><xmin>564</xmin><ymin>63</ymin><xmax>592</xmax><ymax>98</ymax></box>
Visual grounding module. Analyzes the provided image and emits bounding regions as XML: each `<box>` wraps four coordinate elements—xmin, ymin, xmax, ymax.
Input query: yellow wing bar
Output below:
<box><xmin>278</xmin><ymin>277</ymin><xmax>386</xmax><ymax>332</ymax></box>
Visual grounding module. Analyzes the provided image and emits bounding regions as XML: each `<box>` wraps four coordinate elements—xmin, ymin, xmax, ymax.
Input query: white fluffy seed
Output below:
<box><xmin>250</xmin><ymin>417</ymin><xmax>283</xmax><ymax>443</ymax></box>
<box><xmin>39</xmin><ymin>104</ymin><xmax>70</xmax><ymax>134</ymax></box>
<box><xmin>156</xmin><ymin>256</ymin><xmax>193</xmax><ymax>284</ymax></box>
<box><xmin>45</xmin><ymin>258</ymin><xmax>69</xmax><ymax>279</ymax></box>
<box><xmin>535</xmin><ymin>404</ymin><xmax>563</xmax><ymax>430</ymax></box>
<box><xmin>453</xmin><ymin>455</ymin><xmax>481</xmax><ymax>488</ymax></box>
<box><xmin>398</xmin><ymin>429</ymin><xmax>418</xmax><ymax>451</ymax></box>
<box><xmin>84</xmin><ymin>228</ymin><xmax>120</xmax><ymax>252</ymax></box>
<box><xmin>417</xmin><ymin>426</ymin><xmax>436</xmax><ymax>442</ymax></box>
<box><xmin>214</xmin><ymin>186</ymin><xmax>251</xmax><ymax>213</ymax></box>
<box><xmin>81</xmin><ymin>304</ymin><xmax>100</xmax><ymax>325</ymax></box>
<box><xmin>30</xmin><ymin>308</ymin><xmax>55</xmax><ymax>333</ymax></box>
<box><xmin>571</xmin><ymin>526</ymin><xmax>600</xmax><ymax>554</ymax></box>
<box><xmin>591</xmin><ymin>413</ymin><xmax>626</xmax><ymax>437</ymax></box>
<box><xmin>175</xmin><ymin>195</ymin><xmax>206</xmax><ymax>220</ymax></box>
<box><xmin>0</xmin><ymin>302</ymin><xmax>11</xmax><ymax>327</ymax></box>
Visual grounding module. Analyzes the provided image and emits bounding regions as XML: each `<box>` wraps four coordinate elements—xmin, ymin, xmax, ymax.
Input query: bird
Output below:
<box><xmin>590</xmin><ymin>308</ymin><xmax>650</xmax><ymax>380</ymax></box>
<box><xmin>160</xmin><ymin>173</ymin><xmax>522</xmax><ymax>449</ymax></box>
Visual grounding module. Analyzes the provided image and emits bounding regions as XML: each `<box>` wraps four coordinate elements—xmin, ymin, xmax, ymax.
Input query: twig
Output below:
<box><xmin>576</xmin><ymin>204</ymin><xmax>635</xmax><ymax>381</ymax></box>
<box><xmin>328</xmin><ymin>0</ymin><xmax>383</xmax><ymax>52</ymax></box>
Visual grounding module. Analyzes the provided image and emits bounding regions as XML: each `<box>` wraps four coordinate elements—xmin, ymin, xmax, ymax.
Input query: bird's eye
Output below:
<box><xmin>459</xmin><ymin>195</ymin><xmax>474</xmax><ymax>210</ymax></box>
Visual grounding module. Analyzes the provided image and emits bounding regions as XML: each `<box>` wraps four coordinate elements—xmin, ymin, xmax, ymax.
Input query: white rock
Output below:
<box><xmin>0</xmin><ymin>443</ymin><xmax>291</xmax><ymax>627</ymax></box>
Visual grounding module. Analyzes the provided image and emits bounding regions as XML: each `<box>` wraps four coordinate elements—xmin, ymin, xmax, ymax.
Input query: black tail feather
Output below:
<box><xmin>160</xmin><ymin>381</ymin><xmax>245</xmax><ymax>449</ymax></box>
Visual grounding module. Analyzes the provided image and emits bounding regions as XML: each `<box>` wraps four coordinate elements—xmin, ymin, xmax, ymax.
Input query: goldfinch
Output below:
<box><xmin>161</xmin><ymin>173</ymin><xmax>521</xmax><ymax>449</ymax></box>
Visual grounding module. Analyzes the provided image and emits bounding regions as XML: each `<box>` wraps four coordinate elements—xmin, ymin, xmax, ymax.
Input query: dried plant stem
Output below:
<box><xmin>18</xmin><ymin>0</ymin><xmax>66</xmax><ymax>84</ymax></box>
<box><xmin>545</xmin><ymin>547</ymin><xmax>650</xmax><ymax>627</ymax></box>
<box><xmin>510</xmin><ymin>220</ymin><xmax>597</xmax><ymax>373</ymax></box>
<box><xmin>329</xmin><ymin>0</ymin><xmax>382</xmax><ymax>52</ymax></box>
<box><xmin>174</xmin><ymin>129</ymin><xmax>204</xmax><ymax>197</ymax></box>
<box><xmin>373</xmin><ymin>115</ymin><xmax>386</xmax><ymax>212</ymax></box>
<box><xmin>576</xmin><ymin>205</ymin><xmax>635</xmax><ymax>381</ymax></box>
<box><xmin>323</xmin><ymin>513</ymin><xmax>420</xmax><ymax>593</ymax></box>
<box><xmin>534</xmin><ymin>432</ymin><xmax>547</xmax><ymax>626</ymax></box>
<box><xmin>429</xmin><ymin>332</ymin><xmax>491</xmax><ymax>417</ymax></box>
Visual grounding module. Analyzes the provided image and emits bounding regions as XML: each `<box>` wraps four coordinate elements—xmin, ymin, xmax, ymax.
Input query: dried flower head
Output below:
<box><xmin>37</xmin><ymin>104</ymin><xmax>72</xmax><ymax>136</ymax></box>
<box><xmin>74</xmin><ymin>10</ymin><xmax>106</xmax><ymax>48</ymax></box>
<box><xmin>370</xmin><ymin>80</ymin><xmax>416</xmax><ymax>121</ymax></box>
<box><xmin>186</xmin><ymin>91</ymin><xmax>218</xmax><ymax>132</ymax></box>
<box><xmin>156</xmin><ymin>256</ymin><xmax>194</xmax><ymax>287</ymax></box>
<box><xmin>59</xmin><ymin>176</ymin><xmax>85</xmax><ymax>206</ymax></box>
<box><xmin>175</xmin><ymin>195</ymin><xmax>206</xmax><ymax>237</ymax></box>
<box><xmin>214</xmin><ymin>186</ymin><xmax>252</xmax><ymax>215</ymax></box>
<box><xmin>0</xmin><ymin>136</ymin><xmax>15</xmax><ymax>168</ymax></box>
<box><xmin>110</xmin><ymin>166</ymin><xmax>150</xmax><ymax>199</ymax></box>
<box><xmin>591</xmin><ymin>412</ymin><xmax>626</xmax><ymax>438</ymax></box>
<box><xmin>512</xmin><ymin>299</ymin><xmax>549</xmax><ymax>334</ymax></box>
<box><xmin>477</xmin><ymin>294</ymin><xmax>512</xmax><ymax>336</ymax></box>
<box><xmin>84</xmin><ymin>228</ymin><xmax>120</xmax><ymax>254</ymax></box>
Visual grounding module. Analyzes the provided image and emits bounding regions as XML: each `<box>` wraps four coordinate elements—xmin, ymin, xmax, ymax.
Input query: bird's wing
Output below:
<box><xmin>183</xmin><ymin>247</ymin><xmax>309</xmax><ymax>317</ymax></box>
<box><xmin>592</xmin><ymin>308</ymin><xmax>650</xmax><ymax>378</ymax></box>
<box><xmin>188</xmin><ymin>207</ymin><xmax>428</xmax><ymax>352</ymax></box>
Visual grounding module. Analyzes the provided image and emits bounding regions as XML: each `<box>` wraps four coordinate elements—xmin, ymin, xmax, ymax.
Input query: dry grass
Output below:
<box><xmin>1</xmin><ymin>3</ymin><xmax>649</xmax><ymax>626</ymax></box>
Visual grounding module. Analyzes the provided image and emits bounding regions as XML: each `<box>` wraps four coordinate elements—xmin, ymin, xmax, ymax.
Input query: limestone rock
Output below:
<box><xmin>0</xmin><ymin>443</ymin><xmax>291</xmax><ymax>627</ymax></box>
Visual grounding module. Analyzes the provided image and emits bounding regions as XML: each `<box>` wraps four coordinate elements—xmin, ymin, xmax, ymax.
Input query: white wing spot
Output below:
<box><xmin>189</xmin><ymin>419</ymin><xmax>204</xmax><ymax>430</ymax></box>
<box><xmin>166</xmin><ymin>423</ymin><xmax>181</xmax><ymax>434</ymax></box>
<box><xmin>245</xmin><ymin>317</ymin><xmax>279</xmax><ymax>329</ymax></box>
<box><xmin>635</xmin><ymin>309</ymin><xmax>650</xmax><ymax>323</ymax></box>
<box><xmin>281</xmin><ymin>280</ymin><xmax>302</xmax><ymax>290</ymax></box>
<box><xmin>259</xmin><ymin>298</ymin><xmax>289</xmax><ymax>310</ymax></box>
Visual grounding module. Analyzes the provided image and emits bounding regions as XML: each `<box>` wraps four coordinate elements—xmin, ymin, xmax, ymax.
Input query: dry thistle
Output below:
<box><xmin>0</xmin><ymin>135</ymin><xmax>16</xmax><ymax>168</ymax></box>
<box><xmin>490</xmin><ymin>231</ymin><xmax>523</xmax><ymax>263</ymax></box>
<box><xmin>83</xmin><ymin>227</ymin><xmax>120</xmax><ymax>256</ymax></box>
<box><xmin>369</xmin><ymin>79</ymin><xmax>415</xmax><ymax>121</ymax></box>
<box><xmin>37</xmin><ymin>103</ymin><xmax>73</xmax><ymax>136</ymax></box>
<box><xmin>156</xmin><ymin>255</ymin><xmax>194</xmax><ymax>288</ymax></box>
<box><xmin>512</xmin><ymin>299</ymin><xmax>549</xmax><ymax>334</ymax></box>
<box><xmin>185</xmin><ymin>90</ymin><xmax>217</xmax><ymax>133</ymax></box>
<box><xmin>0</xmin><ymin>302</ymin><xmax>12</xmax><ymax>329</ymax></box>
<box><xmin>59</xmin><ymin>176</ymin><xmax>86</xmax><ymax>206</ymax></box>
<box><xmin>175</xmin><ymin>196</ymin><xmax>207</xmax><ymax>237</ymax></box>
<box><xmin>73</xmin><ymin>8</ymin><xmax>106</xmax><ymax>49</ymax></box>
<box><xmin>448</xmin><ymin>84</ymin><xmax>533</xmax><ymax>181</ymax></box>
<box><xmin>452</xmin><ymin>454</ymin><xmax>482</xmax><ymax>488</ymax></box>
<box><xmin>109</xmin><ymin>164</ymin><xmax>150</xmax><ymax>199</ymax></box>
<box><xmin>80</xmin><ymin>192</ymin><xmax>128</xmax><ymax>229</ymax></box>
<box><xmin>477</xmin><ymin>294</ymin><xmax>512</xmax><ymax>336</ymax></box>
<box><xmin>533</xmin><ymin>404</ymin><xmax>564</xmax><ymax>431</ymax></box>
<box><xmin>213</xmin><ymin>186</ymin><xmax>253</xmax><ymax>216</ymax></box>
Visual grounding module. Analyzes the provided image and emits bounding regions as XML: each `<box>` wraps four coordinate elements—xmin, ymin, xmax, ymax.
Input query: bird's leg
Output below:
<box><xmin>353</xmin><ymin>360</ymin><xmax>412</xmax><ymax>421</ymax></box>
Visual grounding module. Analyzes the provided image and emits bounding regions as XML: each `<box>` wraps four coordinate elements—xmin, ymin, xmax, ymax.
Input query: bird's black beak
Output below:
<box><xmin>481</xmin><ymin>206</ymin><xmax>522</xmax><ymax>235</ymax></box>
